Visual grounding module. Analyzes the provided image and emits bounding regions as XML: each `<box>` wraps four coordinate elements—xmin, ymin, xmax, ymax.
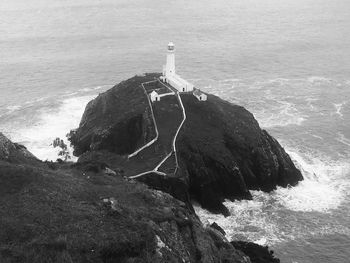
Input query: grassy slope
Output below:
<box><xmin>2</xmin><ymin>158</ymin><xmax>237</xmax><ymax>263</ymax></box>
<box><xmin>70</xmin><ymin>74</ymin><xmax>160</xmax><ymax>156</ymax></box>
<box><xmin>78</xmin><ymin>94</ymin><xmax>183</xmax><ymax>177</ymax></box>
<box><xmin>0</xmin><ymin>161</ymin><xmax>153</xmax><ymax>262</ymax></box>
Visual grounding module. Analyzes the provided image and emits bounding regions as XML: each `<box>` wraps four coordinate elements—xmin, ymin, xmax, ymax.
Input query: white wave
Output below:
<box><xmin>305</xmin><ymin>97</ymin><xmax>318</xmax><ymax>111</ymax></box>
<box><xmin>307</xmin><ymin>76</ymin><xmax>331</xmax><ymax>84</ymax></box>
<box><xmin>195</xmin><ymin>146</ymin><xmax>350</xmax><ymax>246</ymax></box>
<box><xmin>257</xmin><ymin>101</ymin><xmax>306</xmax><ymax>128</ymax></box>
<box><xmin>35</xmin><ymin>96</ymin><xmax>49</xmax><ymax>102</ymax></box>
<box><xmin>278</xmin><ymin>148</ymin><xmax>350</xmax><ymax>212</ymax></box>
<box><xmin>267</xmin><ymin>78</ymin><xmax>290</xmax><ymax>84</ymax></box>
<box><xmin>311</xmin><ymin>134</ymin><xmax>323</xmax><ymax>140</ymax></box>
<box><xmin>219</xmin><ymin>78</ymin><xmax>241</xmax><ymax>83</ymax></box>
<box><xmin>194</xmin><ymin>197</ymin><xmax>282</xmax><ymax>246</ymax></box>
<box><xmin>6</xmin><ymin>105</ymin><xmax>21</xmax><ymax>112</ymax></box>
<box><xmin>333</xmin><ymin>102</ymin><xmax>347</xmax><ymax>118</ymax></box>
<box><xmin>63</xmin><ymin>92</ymin><xmax>79</xmax><ymax>97</ymax></box>
<box><xmin>336</xmin><ymin>132</ymin><xmax>350</xmax><ymax>147</ymax></box>
<box><xmin>63</xmin><ymin>85</ymin><xmax>109</xmax><ymax>97</ymax></box>
<box><xmin>79</xmin><ymin>87</ymin><xmax>97</xmax><ymax>92</ymax></box>
<box><xmin>12</xmin><ymin>95</ymin><xmax>95</xmax><ymax>161</ymax></box>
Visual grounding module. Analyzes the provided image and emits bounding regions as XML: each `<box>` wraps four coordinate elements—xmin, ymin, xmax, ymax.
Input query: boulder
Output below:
<box><xmin>104</xmin><ymin>167</ymin><xmax>117</xmax><ymax>176</ymax></box>
<box><xmin>210</xmin><ymin>222</ymin><xmax>226</xmax><ymax>236</ymax></box>
<box><xmin>231</xmin><ymin>241</ymin><xmax>280</xmax><ymax>263</ymax></box>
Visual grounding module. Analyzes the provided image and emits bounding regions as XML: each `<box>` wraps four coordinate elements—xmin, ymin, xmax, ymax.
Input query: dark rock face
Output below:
<box><xmin>69</xmin><ymin>73</ymin><xmax>160</xmax><ymax>156</ymax></box>
<box><xmin>210</xmin><ymin>222</ymin><xmax>226</xmax><ymax>236</ymax></box>
<box><xmin>178</xmin><ymin>94</ymin><xmax>303</xmax><ymax>214</ymax></box>
<box><xmin>70</xmin><ymin>75</ymin><xmax>303</xmax><ymax>215</ymax></box>
<box><xmin>0</xmin><ymin>133</ymin><xmax>252</xmax><ymax>262</ymax></box>
<box><xmin>0</xmin><ymin>132</ymin><xmax>39</xmax><ymax>165</ymax></box>
<box><xmin>135</xmin><ymin>172</ymin><xmax>192</xmax><ymax>210</ymax></box>
<box><xmin>231</xmin><ymin>241</ymin><xmax>280</xmax><ymax>263</ymax></box>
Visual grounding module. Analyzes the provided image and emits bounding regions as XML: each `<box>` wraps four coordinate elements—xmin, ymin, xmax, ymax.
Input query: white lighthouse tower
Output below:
<box><xmin>165</xmin><ymin>42</ymin><xmax>175</xmax><ymax>76</ymax></box>
<box><xmin>161</xmin><ymin>42</ymin><xmax>194</xmax><ymax>92</ymax></box>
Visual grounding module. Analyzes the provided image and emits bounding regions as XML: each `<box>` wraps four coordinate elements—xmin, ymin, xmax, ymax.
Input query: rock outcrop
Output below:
<box><xmin>70</xmin><ymin>74</ymin><xmax>303</xmax><ymax>215</ymax></box>
<box><xmin>69</xmin><ymin>74</ymin><xmax>159</xmax><ymax>157</ymax></box>
<box><xmin>177</xmin><ymin>93</ymin><xmax>303</xmax><ymax>214</ymax></box>
<box><xmin>0</xmin><ymin>132</ymin><xmax>39</xmax><ymax>165</ymax></box>
<box><xmin>0</xmin><ymin>133</ymin><xmax>254</xmax><ymax>263</ymax></box>
<box><xmin>231</xmin><ymin>241</ymin><xmax>280</xmax><ymax>263</ymax></box>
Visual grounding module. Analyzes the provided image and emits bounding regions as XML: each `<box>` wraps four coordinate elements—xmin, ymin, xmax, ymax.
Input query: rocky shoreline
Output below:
<box><xmin>0</xmin><ymin>74</ymin><xmax>302</xmax><ymax>262</ymax></box>
<box><xmin>70</xmin><ymin>73</ymin><xmax>303</xmax><ymax>215</ymax></box>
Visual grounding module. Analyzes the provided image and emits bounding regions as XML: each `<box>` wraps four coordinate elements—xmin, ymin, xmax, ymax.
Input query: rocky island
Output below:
<box><xmin>70</xmin><ymin>73</ymin><xmax>303</xmax><ymax>215</ymax></box>
<box><xmin>0</xmin><ymin>73</ymin><xmax>302</xmax><ymax>262</ymax></box>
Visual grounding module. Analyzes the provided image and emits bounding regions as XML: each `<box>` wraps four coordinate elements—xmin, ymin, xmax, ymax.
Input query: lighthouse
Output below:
<box><xmin>165</xmin><ymin>42</ymin><xmax>175</xmax><ymax>76</ymax></box>
<box><xmin>161</xmin><ymin>42</ymin><xmax>194</xmax><ymax>92</ymax></box>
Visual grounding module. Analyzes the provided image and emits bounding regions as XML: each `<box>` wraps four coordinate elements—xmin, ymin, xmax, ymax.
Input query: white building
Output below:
<box><xmin>161</xmin><ymin>42</ymin><xmax>194</xmax><ymax>92</ymax></box>
<box><xmin>193</xmin><ymin>89</ymin><xmax>207</xmax><ymax>101</ymax></box>
<box><xmin>149</xmin><ymin>90</ymin><xmax>160</xmax><ymax>102</ymax></box>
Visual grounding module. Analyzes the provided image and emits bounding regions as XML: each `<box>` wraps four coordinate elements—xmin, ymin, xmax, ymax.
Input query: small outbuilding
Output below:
<box><xmin>193</xmin><ymin>89</ymin><xmax>207</xmax><ymax>101</ymax></box>
<box><xmin>149</xmin><ymin>90</ymin><xmax>160</xmax><ymax>102</ymax></box>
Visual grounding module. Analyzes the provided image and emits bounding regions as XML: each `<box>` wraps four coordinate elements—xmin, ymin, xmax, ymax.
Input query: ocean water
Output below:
<box><xmin>1</xmin><ymin>0</ymin><xmax>349</xmax><ymax>262</ymax></box>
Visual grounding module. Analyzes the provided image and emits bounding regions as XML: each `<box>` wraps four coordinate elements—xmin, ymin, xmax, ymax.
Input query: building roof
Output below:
<box><xmin>193</xmin><ymin>89</ymin><xmax>204</xmax><ymax>96</ymax></box>
<box><xmin>150</xmin><ymin>90</ymin><xmax>159</xmax><ymax>96</ymax></box>
<box><xmin>167</xmin><ymin>75</ymin><xmax>185</xmax><ymax>87</ymax></box>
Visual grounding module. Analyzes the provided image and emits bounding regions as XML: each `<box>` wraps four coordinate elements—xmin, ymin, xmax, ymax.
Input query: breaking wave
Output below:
<box><xmin>194</xmin><ymin>146</ymin><xmax>350</xmax><ymax>246</ymax></box>
<box><xmin>9</xmin><ymin>95</ymin><xmax>95</xmax><ymax>161</ymax></box>
<box><xmin>276</xmin><ymin>148</ymin><xmax>350</xmax><ymax>212</ymax></box>
<box><xmin>256</xmin><ymin>101</ymin><xmax>306</xmax><ymax>128</ymax></box>
<box><xmin>6</xmin><ymin>105</ymin><xmax>22</xmax><ymax>112</ymax></box>
<box><xmin>307</xmin><ymin>76</ymin><xmax>332</xmax><ymax>84</ymax></box>
<box><xmin>336</xmin><ymin>133</ymin><xmax>350</xmax><ymax>148</ymax></box>
<box><xmin>333</xmin><ymin>102</ymin><xmax>347</xmax><ymax>118</ymax></box>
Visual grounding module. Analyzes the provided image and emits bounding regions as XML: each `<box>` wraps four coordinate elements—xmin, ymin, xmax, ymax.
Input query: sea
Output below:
<box><xmin>1</xmin><ymin>0</ymin><xmax>349</xmax><ymax>262</ymax></box>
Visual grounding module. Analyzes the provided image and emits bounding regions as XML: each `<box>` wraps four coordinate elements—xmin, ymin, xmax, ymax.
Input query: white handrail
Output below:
<box><xmin>128</xmin><ymin>79</ymin><xmax>187</xmax><ymax>178</ymax></box>
<box><xmin>129</xmin><ymin>170</ymin><xmax>166</xmax><ymax>179</ymax></box>
<box><xmin>128</xmin><ymin>81</ymin><xmax>158</xmax><ymax>158</ymax></box>
<box><xmin>156</xmin><ymin>80</ymin><xmax>187</xmax><ymax>174</ymax></box>
<box><xmin>173</xmin><ymin>92</ymin><xmax>186</xmax><ymax>174</ymax></box>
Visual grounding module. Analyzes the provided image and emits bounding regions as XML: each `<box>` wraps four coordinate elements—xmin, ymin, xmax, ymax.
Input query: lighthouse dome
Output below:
<box><xmin>168</xmin><ymin>42</ymin><xmax>175</xmax><ymax>51</ymax></box>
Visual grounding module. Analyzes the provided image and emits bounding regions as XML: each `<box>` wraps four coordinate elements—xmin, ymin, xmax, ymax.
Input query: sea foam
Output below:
<box><xmin>336</xmin><ymin>132</ymin><xmax>350</xmax><ymax>148</ymax></box>
<box><xmin>333</xmin><ymin>101</ymin><xmax>347</xmax><ymax>118</ymax></box>
<box><xmin>307</xmin><ymin>76</ymin><xmax>331</xmax><ymax>84</ymax></box>
<box><xmin>257</xmin><ymin>101</ymin><xmax>306</xmax><ymax>128</ymax></box>
<box><xmin>12</xmin><ymin>95</ymin><xmax>95</xmax><ymax>161</ymax></box>
<box><xmin>276</xmin><ymin>148</ymin><xmax>350</xmax><ymax>212</ymax></box>
<box><xmin>194</xmin><ymin>146</ymin><xmax>350</xmax><ymax>246</ymax></box>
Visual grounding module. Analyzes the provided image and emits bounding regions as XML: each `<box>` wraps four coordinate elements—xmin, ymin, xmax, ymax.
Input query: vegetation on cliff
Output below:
<box><xmin>0</xmin><ymin>73</ymin><xmax>300</xmax><ymax>262</ymax></box>
<box><xmin>69</xmin><ymin>74</ymin><xmax>303</xmax><ymax>215</ymax></box>
<box><xmin>0</xmin><ymin>133</ymin><xmax>251</xmax><ymax>263</ymax></box>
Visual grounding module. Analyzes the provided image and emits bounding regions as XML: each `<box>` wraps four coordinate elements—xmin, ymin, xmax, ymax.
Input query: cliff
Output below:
<box><xmin>69</xmin><ymin>74</ymin><xmax>303</xmax><ymax>215</ymax></box>
<box><xmin>0</xmin><ymin>133</ymin><xmax>253</xmax><ymax>263</ymax></box>
<box><xmin>70</xmin><ymin>74</ymin><xmax>157</xmax><ymax>157</ymax></box>
<box><xmin>0</xmin><ymin>70</ymin><xmax>289</xmax><ymax>261</ymax></box>
<box><xmin>0</xmin><ymin>132</ymin><xmax>39</xmax><ymax>165</ymax></box>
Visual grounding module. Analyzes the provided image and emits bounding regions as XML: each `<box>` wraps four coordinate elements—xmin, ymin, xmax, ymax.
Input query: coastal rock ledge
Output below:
<box><xmin>0</xmin><ymin>132</ymin><xmax>279</xmax><ymax>262</ymax></box>
<box><xmin>70</xmin><ymin>74</ymin><xmax>303</xmax><ymax>215</ymax></box>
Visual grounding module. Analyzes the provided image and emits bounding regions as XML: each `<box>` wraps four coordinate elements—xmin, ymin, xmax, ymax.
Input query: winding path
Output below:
<box><xmin>127</xmin><ymin>81</ymin><xmax>159</xmax><ymax>158</ymax></box>
<box><xmin>156</xmin><ymin>80</ymin><xmax>187</xmax><ymax>174</ymax></box>
<box><xmin>129</xmin><ymin>79</ymin><xmax>187</xmax><ymax>179</ymax></box>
